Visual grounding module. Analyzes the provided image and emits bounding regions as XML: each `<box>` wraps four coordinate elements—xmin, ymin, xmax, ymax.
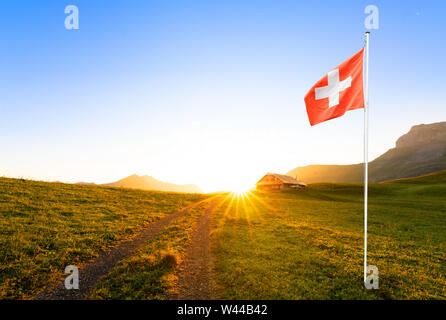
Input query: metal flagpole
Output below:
<box><xmin>364</xmin><ymin>31</ymin><xmax>370</xmax><ymax>283</ymax></box>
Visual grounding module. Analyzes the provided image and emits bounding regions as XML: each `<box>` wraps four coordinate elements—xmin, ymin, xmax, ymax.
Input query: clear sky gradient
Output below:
<box><xmin>1</xmin><ymin>0</ymin><xmax>445</xmax><ymax>192</ymax></box>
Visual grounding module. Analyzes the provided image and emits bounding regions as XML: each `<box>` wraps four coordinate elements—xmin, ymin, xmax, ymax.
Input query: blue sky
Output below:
<box><xmin>1</xmin><ymin>0</ymin><xmax>445</xmax><ymax>192</ymax></box>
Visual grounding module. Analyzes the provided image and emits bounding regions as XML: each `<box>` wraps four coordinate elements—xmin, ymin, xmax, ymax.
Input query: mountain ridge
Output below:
<box><xmin>287</xmin><ymin>121</ymin><xmax>446</xmax><ymax>183</ymax></box>
<box><xmin>78</xmin><ymin>174</ymin><xmax>202</xmax><ymax>193</ymax></box>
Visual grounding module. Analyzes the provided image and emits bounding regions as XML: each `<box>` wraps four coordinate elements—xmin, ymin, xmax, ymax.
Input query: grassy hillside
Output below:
<box><xmin>210</xmin><ymin>174</ymin><xmax>446</xmax><ymax>299</ymax></box>
<box><xmin>381</xmin><ymin>169</ymin><xmax>446</xmax><ymax>184</ymax></box>
<box><xmin>0</xmin><ymin>177</ymin><xmax>208</xmax><ymax>299</ymax></box>
<box><xmin>1</xmin><ymin>173</ymin><xmax>445</xmax><ymax>300</ymax></box>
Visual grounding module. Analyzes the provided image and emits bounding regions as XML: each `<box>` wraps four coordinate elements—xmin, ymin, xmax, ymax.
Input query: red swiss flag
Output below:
<box><xmin>304</xmin><ymin>48</ymin><xmax>364</xmax><ymax>126</ymax></box>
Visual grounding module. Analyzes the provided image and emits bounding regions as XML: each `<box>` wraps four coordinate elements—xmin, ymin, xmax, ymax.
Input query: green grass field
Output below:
<box><xmin>210</xmin><ymin>171</ymin><xmax>446</xmax><ymax>299</ymax></box>
<box><xmin>1</xmin><ymin>171</ymin><xmax>445</xmax><ymax>300</ymax></box>
<box><xmin>0</xmin><ymin>177</ymin><xmax>208</xmax><ymax>299</ymax></box>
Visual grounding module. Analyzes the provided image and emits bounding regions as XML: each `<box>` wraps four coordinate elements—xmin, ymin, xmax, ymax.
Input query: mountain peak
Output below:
<box><xmin>396</xmin><ymin>121</ymin><xmax>446</xmax><ymax>148</ymax></box>
<box><xmin>103</xmin><ymin>174</ymin><xmax>202</xmax><ymax>193</ymax></box>
<box><xmin>287</xmin><ymin>121</ymin><xmax>446</xmax><ymax>183</ymax></box>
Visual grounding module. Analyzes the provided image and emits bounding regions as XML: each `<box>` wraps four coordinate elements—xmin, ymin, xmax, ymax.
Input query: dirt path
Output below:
<box><xmin>34</xmin><ymin>198</ymin><xmax>211</xmax><ymax>300</ymax></box>
<box><xmin>169</xmin><ymin>198</ymin><xmax>221</xmax><ymax>300</ymax></box>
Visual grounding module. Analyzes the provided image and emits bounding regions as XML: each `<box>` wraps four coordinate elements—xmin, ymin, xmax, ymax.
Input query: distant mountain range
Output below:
<box><xmin>287</xmin><ymin>121</ymin><xmax>446</xmax><ymax>183</ymax></box>
<box><xmin>77</xmin><ymin>174</ymin><xmax>202</xmax><ymax>193</ymax></box>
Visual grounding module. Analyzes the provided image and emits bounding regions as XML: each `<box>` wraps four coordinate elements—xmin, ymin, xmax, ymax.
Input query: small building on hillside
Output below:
<box><xmin>256</xmin><ymin>173</ymin><xmax>307</xmax><ymax>191</ymax></box>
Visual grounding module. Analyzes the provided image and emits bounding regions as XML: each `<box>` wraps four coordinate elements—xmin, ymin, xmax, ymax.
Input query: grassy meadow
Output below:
<box><xmin>1</xmin><ymin>171</ymin><xmax>445</xmax><ymax>300</ymax></box>
<box><xmin>210</xmin><ymin>171</ymin><xmax>446</xmax><ymax>299</ymax></box>
<box><xmin>0</xmin><ymin>177</ymin><xmax>208</xmax><ymax>299</ymax></box>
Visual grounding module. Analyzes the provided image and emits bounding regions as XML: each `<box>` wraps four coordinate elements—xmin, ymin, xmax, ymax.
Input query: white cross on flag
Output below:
<box><xmin>304</xmin><ymin>48</ymin><xmax>364</xmax><ymax>126</ymax></box>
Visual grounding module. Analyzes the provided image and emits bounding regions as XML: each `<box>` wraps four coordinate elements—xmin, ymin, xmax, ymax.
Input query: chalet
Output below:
<box><xmin>256</xmin><ymin>173</ymin><xmax>307</xmax><ymax>191</ymax></box>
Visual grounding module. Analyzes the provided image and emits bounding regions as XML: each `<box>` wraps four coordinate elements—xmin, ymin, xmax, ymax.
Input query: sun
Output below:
<box><xmin>233</xmin><ymin>190</ymin><xmax>248</xmax><ymax>197</ymax></box>
<box><xmin>231</xmin><ymin>183</ymin><xmax>253</xmax><ymax>195</ymax></box>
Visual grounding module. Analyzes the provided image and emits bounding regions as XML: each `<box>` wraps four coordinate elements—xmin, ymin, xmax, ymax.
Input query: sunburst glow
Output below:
<box><xmin>230</xmin><ymin>183</ymin><xmax>253</xmax><ymax>195</ymax></box>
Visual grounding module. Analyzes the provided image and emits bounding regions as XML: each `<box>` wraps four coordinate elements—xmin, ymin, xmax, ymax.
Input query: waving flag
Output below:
<box><xmin>304</xmin><ymin>48</ymin><xmax>364</xmax><ymax>126</ymax></box>
<box><xmin>304</xmin><ymin>35</ymin><xmax>374</xmax><ymax>287</ymax></box>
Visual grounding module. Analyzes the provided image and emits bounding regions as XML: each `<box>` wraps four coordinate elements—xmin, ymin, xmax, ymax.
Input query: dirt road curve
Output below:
<box><xmin>170</xmin><ymin>198</ymin><xmax>221</xmax><ymax>300</ymax></box>
<box><xmin>34</xmin><ymin>199</ymin><xmax>209</xmax><ymax>300</ymax></box>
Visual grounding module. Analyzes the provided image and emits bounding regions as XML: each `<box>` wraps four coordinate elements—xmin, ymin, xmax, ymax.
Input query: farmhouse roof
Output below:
<box><xmin>256</xmin><ymin>173</ymin><xmax>307</xmax><ymax>186</ymax></box>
